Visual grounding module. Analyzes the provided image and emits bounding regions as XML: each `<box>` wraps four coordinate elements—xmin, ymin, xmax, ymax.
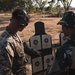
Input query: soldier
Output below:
<box><xmin>0</xmin><ymin>8</ymin><xmax>41</xmax><ymax>75</ymax></box>
<box><xmin>46</xmin><ymin>11</ymin><xmax>75</xmax><ymax>75</ymax></box>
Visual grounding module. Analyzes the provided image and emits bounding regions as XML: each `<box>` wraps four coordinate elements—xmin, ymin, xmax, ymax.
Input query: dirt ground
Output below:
<box><xmin>0</xmin><ymin>13</ymin><xmax>62</xmax><ymax>75</ymax></box>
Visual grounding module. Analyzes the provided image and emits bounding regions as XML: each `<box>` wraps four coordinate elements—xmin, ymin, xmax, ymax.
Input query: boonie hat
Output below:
<box><xmin>57</xmin><ymin>11</ymin><xmax>75</xmax><ymax>27</ymax></box>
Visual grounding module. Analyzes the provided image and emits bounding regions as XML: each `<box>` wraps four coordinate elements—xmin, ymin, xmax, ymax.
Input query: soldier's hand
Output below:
<box><xmin>23</xmin><ymin>42</ymin><xmax>42</xmax><ymax>57</ymax></box>
<box><xmin>33</xmin><ymin>50</ymin><xmax>42</xmax><ymax>57</ymax></box>
<box><xmin>28</xmin><ymin>47</ymin><xmax>42</xmax><ymax>57</ymax></box>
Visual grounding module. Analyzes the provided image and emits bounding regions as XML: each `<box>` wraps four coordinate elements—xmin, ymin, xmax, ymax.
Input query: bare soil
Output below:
<box><xmin>0</xmin><ymin>13</ymin><xmax>62</xmax><ymax>75</ymax></box>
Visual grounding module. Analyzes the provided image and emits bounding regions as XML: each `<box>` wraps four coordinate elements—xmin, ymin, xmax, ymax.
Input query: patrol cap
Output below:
<box><xmin>57</xmin><ymin>11</ymin><xmax>75</xmax><ymax>27</ymax></box>
<box><xmin>12</xmin><ymin>8</ymin><xmax>29</xmax><ymax>26</ymax></box>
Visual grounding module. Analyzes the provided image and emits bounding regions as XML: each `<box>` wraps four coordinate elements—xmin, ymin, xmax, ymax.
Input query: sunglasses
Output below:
<box><xmin>19</xmin><ymin>22</ymin><xmax>28</xmax><ymax>27</ymax></box>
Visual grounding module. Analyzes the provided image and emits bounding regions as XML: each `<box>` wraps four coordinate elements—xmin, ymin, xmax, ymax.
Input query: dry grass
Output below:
<box><xmin>0</xmin><ymin>13</ymin><xmax>62</xmax><ymax>75</ymax></box>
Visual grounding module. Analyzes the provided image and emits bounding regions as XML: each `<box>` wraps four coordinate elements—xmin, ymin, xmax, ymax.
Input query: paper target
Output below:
<box><xmin>44</xmin><ymin>54</ymin><xmax>53</xmax><ymax>70</ymax></box>
<box><xmin>30</xmin><ymin>35</ymin><xmax>41</xmax><ymax>50</ymax></box>
<box><xmin>42</xmin><ymin>35</ymin><xmax>51</xmax><ymax>49</ymax></box>
<box><xmin>60</xmin><ymin>32</ymin><xmax>68</xmax><ymax>45</ymax></box>
<box><xmin>32</xmin><ymin>57</ymin><xmax>43</xmax><ymax>73</ymax></box>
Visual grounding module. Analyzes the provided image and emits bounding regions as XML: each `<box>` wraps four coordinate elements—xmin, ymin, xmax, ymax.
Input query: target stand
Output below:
<box><xmin>29</xmin><ymin>21</ymin><xmax>53</xmax><ymax>75</ymax></box>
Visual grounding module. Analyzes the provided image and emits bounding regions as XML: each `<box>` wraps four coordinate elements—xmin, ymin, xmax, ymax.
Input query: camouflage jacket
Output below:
<box><xmin>0</xmin><ymin>27</ymin><xmax>27</xmax><ymax>75</ymax></box>
<box><xmin>47</xmin><ymin>34</ymin><xmax>75</xmax><ymax>75</ymax></box>
<box><xmin>56</xmin><ymin>34</ymin><xmax>75</xmax><ymax>70</ymax></box>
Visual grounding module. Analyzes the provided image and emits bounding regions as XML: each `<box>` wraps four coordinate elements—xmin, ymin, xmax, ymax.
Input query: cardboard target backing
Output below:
<box><xmin>42</xmin><ymin>35</ymin><xmax>51</xmax><ymax>49</ymax></box>
<box><xmin>30</xmin><ymin>35</ymin><xmax>41</xmax><ymax>50</ymax></box>
<box><xmin>44</xmin><ymin>54</ymin><xmax>53</xmax><ymax>70</ymax></box>
<box><xmin>29</xmin><ymin>21</ymin><xmax>53</xmax><ymax>74</ymax></box>
<box><xmin>32</xmin><ymin>57</ymin><xmax>43</xmax><ymax>73</ymax></box>
<box><xmin>60</xmin><ymin>32</ymin><xmax>68</xmax><ymax>45</ymax></box>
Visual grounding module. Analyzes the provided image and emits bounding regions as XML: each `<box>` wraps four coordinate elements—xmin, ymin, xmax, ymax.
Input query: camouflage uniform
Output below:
<box><xmin>56</xmin><ymin>34</ymin><xmax>75</xmax><ymax>75</ymax></box>
<box><xmin>46</xmin><ymin>11</ymin><xmax>75</xmax><ymax>75</ymax></box>
<box><xmin>0</xmin><ymin>27</ymin><xmax>27</xmax><ymax>75</ymax></box>
<box><xmin>0</xmin><ymin>9</ymin><xmax>41</xmax><ymax>75</ymax></box>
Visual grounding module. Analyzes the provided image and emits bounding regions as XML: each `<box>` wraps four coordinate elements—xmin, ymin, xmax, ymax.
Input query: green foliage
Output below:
<box><xmin>34</xmin><ymin>0</ymin><xmax>48</xmax><ymax>13</ymax></box>
<box><xmin>0</xmin><ymin>0</ymin><xmax>73</xmax><ymax>16</ymax></box>
<box><xmin>0</xmin><ymin>0</ymin><xmax>35</xmax><ymax>13</ymax></box>
<box><xmin>45</xmin><ymin>0</ymin><xmax>55</xmax><ymax>14</ymax></box>
<box><xmin>0</xmin><ymin>0</ymin><xmax>18</xmax><ymax>12</ymax></box>
<box><xmin>57</xmin><ymin>0</ymin><xmax>73</xmax><ymax>11</ymax></box>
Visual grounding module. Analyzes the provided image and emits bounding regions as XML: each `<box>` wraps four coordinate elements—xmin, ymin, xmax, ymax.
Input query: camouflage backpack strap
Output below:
<box><xmin>64</xmin><ymin>40</ymin><xmax>75</xmax><ymax>70</ymax></box>
<box><xmin>64</xmin><ymin>39</ymin><xmax>75</xmax><ymax>46</ymax></box>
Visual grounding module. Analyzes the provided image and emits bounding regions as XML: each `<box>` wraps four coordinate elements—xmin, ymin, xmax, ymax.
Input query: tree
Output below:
<box><xmin>17</xmin><ymin>0</ymin><xmax>35</xmax><ymax>13</ymax></box>
<box><xmin>57</xmin><ymin>0</ymin><xmax>73</xmax><ymax>11</ymax></box>
<box><xmin>47</xmin><ymin>0</ymin><xmax>55</xmax><ymax>12</ymax></box>
<box><xmin>34</xmin><ymin>0</ymin><xmax>48</xmax><ymax>13</ymax></box>
<box><xmin>24</xmin><ymin>0</ymin><xmax>34</xmax><ymax>13</ymax></box>
<box><xmin>0</xmin><ymin>0</ymin><xmax>18</xmax><ymax>12</ymax></box>
<box><xmin>17</xmin><ymin>0</ymin><xmax>26</xmax><ymax>9</ymax></box>
<box><xmin>0</xmin><ymin>0</ymin><xmax>34</xmax><ymax>13</ymax></box>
